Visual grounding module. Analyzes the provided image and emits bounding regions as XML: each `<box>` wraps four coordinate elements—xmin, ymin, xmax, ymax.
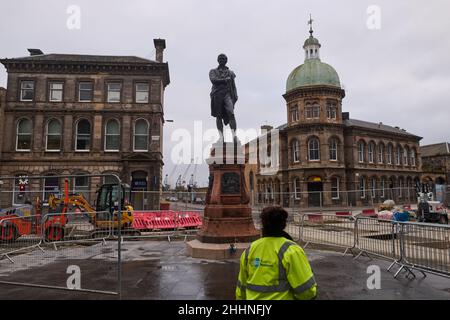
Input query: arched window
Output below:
<box><xmin>43</xmin><ymin>176</ymin><xmax>60</xmax><ymax>203</ymax></box>
<box><xmin>358</xmin><ymin>141</ymin><xmax>365</xmax><ymax>163</ymax></box>
<box><xmin>368</xmin><ymin>142</ymin><xmax>375</xmax><ymax>163</ymax></box>
<box><xmin>331</xmin><ymin>177</ymin><xmax>339</xmax><ymax>199</ymax></box>
<box><xmin>46</xmin><ymin>119</ymin><xmax>62</xmax><ymax>151</ymax></box>
<box><xmin>329</xmin><ymin>138</ymin><xmax>338</xmax><ymax>161</ymax></box>
<box><xmin>292</xmin><ymin>139</ymin><xmax>300</xmax><ymax>163</ymax></box>
<box><xmin>410</xmin><ymin>149</ymin><xmax>416</xmax><ymax>167</ymax></box>
<box><xmin>398</xmin><ymin>178</ymin><xmax>404</xmax><ymax>199</ymax></box>
<box><xmin>380</xmin><ymin>177</ymin><xmax>386</xmax><ymax>198</ymax></box>
<box><xmin>387</xmin><ymin>144</ymin><xmax>393</xmax><ymax>164</ymax></box>
<box><xmin>378</xmin><ymin>143</ymin><xmax>384</xmax><ymax>164</ymax></box>
<box><xmin>134</xmin><ymin>119</ymin><xmax>149</xmax><ymax>151</ymax></box>
<box><xmin>396</xmin><ymin>146</ymin><xmax>402</xmax><ymax>165</ymax></box>
<box><xmin>105</xmin><ymin>119</ymin><xmax>120</xmax><ymax>151</ymax></box>
<box><xmin>308</xmin><ymin>138</ymin><xmax>320</xmax><ymax>161</ymax></box>
<box><xmin>16</xmin><ymin>118</ymin><xmax>32</xmax><ymax>151</ymax></box>
<box><xmin>404</xmin><ymin>146</ymin><xmax>410</xmax><ymax>166</ymax></box>
<box><xmin>76</xmin><ymin>119</ymin><xmax>91</xmax><ymax>151</ymax></box>
<box><xmin>74</xmin><ymin>174</ymin><xmax>90</xmax><ymax>201</ymax></box>
<box><xmin>370</xmin><ymin>177</ymin><xmax>376</xmax><ymax>198</ymax></box>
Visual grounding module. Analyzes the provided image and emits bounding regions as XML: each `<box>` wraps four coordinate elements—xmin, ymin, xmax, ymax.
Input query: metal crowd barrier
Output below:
<box><xmin>354</xmin><ymin>217</ymin><xmax>402</xmax><ymax>262</ymax></box>
<box><xmin>396</xmin><ymin>221</ymin><xmax>450</xmax><ymax>278</ymax></box>
<box><xmin>296</xmin><ymin>213</ymin><xmax>450</xmax><ymax>280</ymax></box>
<box><xmin>0</xmin><ymin>214</ymin><xmax>44</xmax><ymax>263</ymax></box>
<box><xmin>299</xmin><ymin>213</ymin><xmax>356</xmax><ymax>255</ymax></box>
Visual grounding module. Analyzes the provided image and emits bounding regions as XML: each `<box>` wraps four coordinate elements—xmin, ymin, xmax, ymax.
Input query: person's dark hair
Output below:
<box><xmin>260</xmin><ymin>206</ymin><xmax>289</xmax><ymax>238</ymax></box>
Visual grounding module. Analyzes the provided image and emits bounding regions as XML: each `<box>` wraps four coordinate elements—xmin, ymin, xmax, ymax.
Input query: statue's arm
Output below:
<box><xmin>209</xmin><ymin>69</ymin><xmax>228</xmax><ymax>85</ymax></box>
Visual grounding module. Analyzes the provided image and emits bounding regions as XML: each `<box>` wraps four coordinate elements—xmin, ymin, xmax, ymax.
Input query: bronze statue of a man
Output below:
<box><xmin>209</xmin><ymin>54</ymin><xmax>238</xmax><ymax>143</ymax></box>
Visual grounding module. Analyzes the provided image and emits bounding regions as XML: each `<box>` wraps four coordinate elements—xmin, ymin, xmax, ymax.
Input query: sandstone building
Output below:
<box><xmin>245</xmin><ymin>27</ymin><xmax>422</xmax><ymax>208</ymax></box>
<box><xmin>0</xmin><ymin>39</ymin><xmax>170</xmax><ymax>210</ymax></box>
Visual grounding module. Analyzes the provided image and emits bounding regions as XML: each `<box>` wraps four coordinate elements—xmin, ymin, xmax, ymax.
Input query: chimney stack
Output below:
<box><xmin>153</xmin><ymin>39</ymin><xmax>166</xmax><ymax>63</ymax></box>
<box><xmin>27</xmin><ymin>48</ymin><xmax>43</xmax><ymax>56</ymax></box>
<box><xmin>261</xmin><ymin>125</ymin><xmax>273</xmax><ymax>132</ymax></box>
<box><xmin>342</xmin><ymin>112</ymin><xmax>350</xmax><ymax>120</ymax></box>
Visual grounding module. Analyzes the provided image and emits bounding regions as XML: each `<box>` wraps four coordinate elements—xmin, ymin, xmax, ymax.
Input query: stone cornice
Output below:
<box><xmin>0</xmin><ymin>60</ymin><xmax>170</xmax><ymax>87</ymax></box>
<box><xmin>283</xmin><ymin>85</ymin><xmax>345</xmax><ymax>101</ymax></box>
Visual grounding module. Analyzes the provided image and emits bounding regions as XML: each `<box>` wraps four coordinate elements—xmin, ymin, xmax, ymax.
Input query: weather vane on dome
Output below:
<box><xmin>308</xmin><ymin>14</ymin><xmax>314</xmax><ymax>36</ymax></box>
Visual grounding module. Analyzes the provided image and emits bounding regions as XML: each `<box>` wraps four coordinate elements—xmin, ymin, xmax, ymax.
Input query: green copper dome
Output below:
<box><xmin>286</xmin><ymin>58</ymin><xmax>341</xmax><ymax>92</ymax></box>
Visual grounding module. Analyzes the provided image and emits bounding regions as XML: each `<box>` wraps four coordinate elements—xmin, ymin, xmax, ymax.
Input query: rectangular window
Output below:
<box><xmin>411</xmin><ymin>152</ymin><xmax>416</xmax><ymax>166</ymax></box>
<box><xmin>107</xmin><ymin>83</ymin><xmax>122</xmax><ymax>103</ymax></box>
<box><xmin>79</xmin><ymin>82</ymin><xmax>93</xmax><ymax>102</ymax></box>
<box><xmin>360</xmin><ymin>177</ymin><xmax>366</xmax><ymax>199</ymax></box>
<box><xmin>305</xmin><ymin>105</ymin><xmax>320</xmax><ymax>119</ymax></box>
<box><xmin>371</xmin><ymin>178</ymin><xmax>376</xmax><ymax>198</ymax></box>
<box><xmin>290</xmin><ymin>107</ymin><xmax>299</xmax><ymax>122</ymax></box>
<box><xmin>49</xmin><ymin>82</ymin><xmax>63</xmax><ymax>102</ymax></box>
<box><xmin>20</xmin><ymin>80</ymin><xmax>35</xmax><ymax>101</ymax></box>
<box><xmin>135</xmin><ymin>83</ymin><xmax>149</xmax><ymax>103</ymax></box>
<box><xmin>43</xmin><ymin>177</ymin><xmax>60</xmax><ymax>203</ymax></box>
<box><xmin>293</xmin><ymin>143</ymin><xmax>300</xmax><ymax>163</ymax></box>
<box><xmin>327</xmin><ymin>104</ymin><xmax>337</xmax><ymax>119</ymax></box>
<box><xmin>381</xmin><ymin>179</ymin><xmax>385</xmax><ymax>198</ymax></box>
<box><xmin>331</xmin><ymin>178</ymin><xmax>339</xmax><ymax>199</ymax></box>
<box><xmin>294</xmin><ymin>179</ymin><xmax>301</xmax><ymax>200</ymax></box>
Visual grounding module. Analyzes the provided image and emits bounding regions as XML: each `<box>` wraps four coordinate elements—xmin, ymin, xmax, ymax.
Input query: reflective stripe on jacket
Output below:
<box><xmin>236</xmin><ymin>237</ymin><xmax>317</xmax><ymax>300</ymax></box>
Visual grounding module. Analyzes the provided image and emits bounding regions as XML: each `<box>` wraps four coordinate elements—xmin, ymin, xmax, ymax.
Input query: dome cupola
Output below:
<box><xmin>286</xmin><ymin>16</ymin><xmax>341</xmax><ymax>92</ymax></box>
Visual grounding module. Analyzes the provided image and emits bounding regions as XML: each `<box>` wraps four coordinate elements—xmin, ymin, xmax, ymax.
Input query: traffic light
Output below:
<box><xmin>19</xmin><ymin>184</ymin><xmax>25</xmax><ymax>192</ymax></box>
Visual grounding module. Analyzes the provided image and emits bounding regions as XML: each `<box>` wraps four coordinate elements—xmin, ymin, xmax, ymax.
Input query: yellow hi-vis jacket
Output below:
<box><xmin>236</xmin><ymin>237</ymin><xmax>317</xmax><ymax>300</ymax></box>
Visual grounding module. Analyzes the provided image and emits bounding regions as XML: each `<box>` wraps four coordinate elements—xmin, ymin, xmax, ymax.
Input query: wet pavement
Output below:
<box><xmin>0</xmin><ymin>240</ymin><xmax>449</xmax><ymax>300</ymax></box>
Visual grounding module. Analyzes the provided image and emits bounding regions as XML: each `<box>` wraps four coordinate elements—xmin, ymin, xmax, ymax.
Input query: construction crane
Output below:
<box><xmin>188</xmin><ymin>160</ymin><xmax>199</xmax><ymax>189</ymax></box>
<box><xmin>175</xmin><ymin>159</ymin><xmax>193</xmax><ymax>190</ymax></box>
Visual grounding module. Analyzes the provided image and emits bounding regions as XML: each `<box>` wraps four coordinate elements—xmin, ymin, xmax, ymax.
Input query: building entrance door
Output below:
<box><xmin>308</xmin><ymin>180</ymin><xmax>323</xmax><ymax>207</ymax></box>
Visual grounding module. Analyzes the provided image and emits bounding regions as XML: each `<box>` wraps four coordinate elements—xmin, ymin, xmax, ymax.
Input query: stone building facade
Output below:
<box><xmin>246</xmin><ymin>27</ymin><xmax>422</xmax><ymax>208</ymax></box>
<box><xmin>0</xmin><ymin>39</ymin><xmax>170</xmax><ymax>210</ymax></box>
<box><xmin>420</xmin><ymin>142</ymin><xmax>449</xmax><ymax>204</ymax></box>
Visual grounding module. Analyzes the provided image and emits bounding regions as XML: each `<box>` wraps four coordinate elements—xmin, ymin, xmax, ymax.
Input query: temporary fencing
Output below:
<box><xmin>0</xmin><ymin>173</ymin><xmax>123</xmax><ymax>296</ymax></box>
<box><xmin>299</xmin><ymin>213</ymin><xmax>356</xmax><ymax>255</ymax></box>
<box><xmin>296</xmin><ymin>212</ymin><xmax>450</xmax><ymax>279</ymax></box>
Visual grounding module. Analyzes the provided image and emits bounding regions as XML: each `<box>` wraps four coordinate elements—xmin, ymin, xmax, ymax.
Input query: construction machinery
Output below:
<box><xmin>416</xmin><ymin>183</ymin><xmax>449</xmax><ymax>224</ymax></box>
<box><xmin>0</xmin><ymin>180</ymin><xmax>139</xmax><ymax>242</ymax></box>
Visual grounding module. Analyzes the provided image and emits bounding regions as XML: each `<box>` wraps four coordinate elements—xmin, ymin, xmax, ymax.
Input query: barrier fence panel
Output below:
<box><xmin>354</xmin><ymin>217</ymin><xmax>402</xmax><ymax>263</ymax></box>
<box><xmin>0</xmin><ymin>174</ymin><xmax>122</xmax><ymax>296</ymax></box>
<box><xmin>121</xmin><ymin>209</ymin><xmax>204</xmax><ymax>242</ymax></box>
<box><xmin>299</xmin><ymin>213</ymin><xmax>356</xmax><ymax>255</ymax></box>
<box><xmin>399</xmin><ymin>221</ymin><xmax>450</xmax><ymax>278</ymax></box>
<box><xmin>0</xmin><ymin>215</ymin><xmax>44</xmax><ymax>263</ymax></box>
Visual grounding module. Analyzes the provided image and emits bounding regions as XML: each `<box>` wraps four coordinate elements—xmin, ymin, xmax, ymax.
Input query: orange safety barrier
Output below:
<box><xmin>361</xmin><ymin>209</ymin><xmax>377</xmax><ymax>217</ymax></box>
<box><xmin>132</xmin><ymin>211</ymin><xmax>202</xmax><ymax>231</ymax></box>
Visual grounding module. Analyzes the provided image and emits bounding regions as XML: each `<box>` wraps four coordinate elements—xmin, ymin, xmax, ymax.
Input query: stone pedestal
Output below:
<box><xmin>187</xmin><ymin>141</ymin><xmax>260</xmax><ymax>259</ymax></box>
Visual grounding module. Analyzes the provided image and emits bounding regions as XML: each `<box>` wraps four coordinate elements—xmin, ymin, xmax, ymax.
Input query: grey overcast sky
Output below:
<box><xmin>1</xmin><ymin>0</ymin><xmax>449</xmax><ymax>187</ymax></box>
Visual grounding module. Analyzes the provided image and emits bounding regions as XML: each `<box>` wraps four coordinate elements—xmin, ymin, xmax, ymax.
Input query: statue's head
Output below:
<box><xmin>217</xmin><ymin>54</ymin><xmax>228</xmax><ymax>66</ymax></box>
